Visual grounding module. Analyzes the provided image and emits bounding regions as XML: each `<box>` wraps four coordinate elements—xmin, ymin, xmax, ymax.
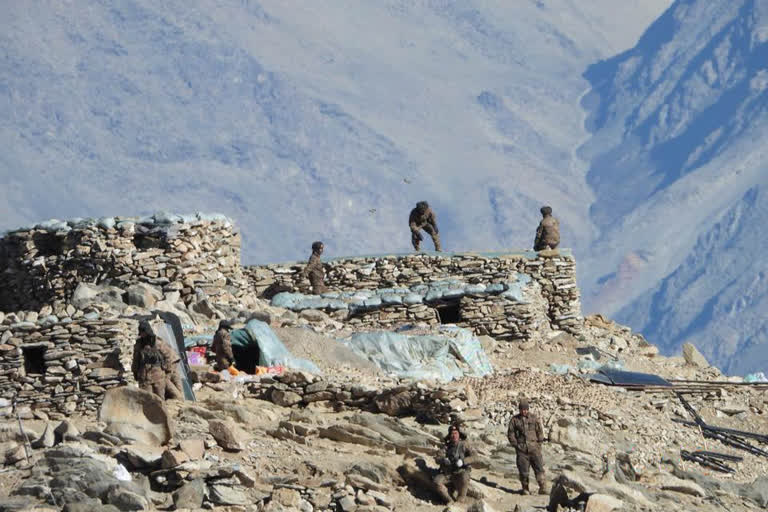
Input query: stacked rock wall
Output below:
<box><xmin>0</xmin><ymin>213</ymin><xmax>245</xmax><ymax>313</ymax></box>
<box><xmin>0</xmin><ymin>311</ymin><xmax>137</xmax><ymax>417</ymax></box>
<box><xmin>247</xmin><ymin>251</ymin><xmax>581</xmax><ymax>336</ymax></box>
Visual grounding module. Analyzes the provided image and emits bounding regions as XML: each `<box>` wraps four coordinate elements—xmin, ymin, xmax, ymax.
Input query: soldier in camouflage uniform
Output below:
<box><xmin>508</xmin><ymin>399</ymin><xmax>548</xmax><ymax>495</ymax></box>
<box><xmin>433</xmin><ymin>423</ymin><xmax>476</xmax><ymax>503</ymax></box>
<box><xmin>212</xmin><ymin>320</ymin><xmax>235</xmax><ymax>371</ymax></box>
<box><xmin>137</xmin><ymin>320</ymin><xmax>183</xmax><ymax>399</ymax></box>
<box><xmin>131</xmin><ymin>329</ymin><xmax>168</xmax><ymax>399</ymax></box>
<box><xmin>409</xmin><ymin>201</ymin><xmax>441</xmax><ymax>252</ymax></box>
<box><xmin>533</xmin><ymin>205</ymin><xmax>560</xmax><ymax>251</ymax></box>
<box><xmin>301</xmin><ymin>241</ymin><xmax>327</xmax><ymax>295</ymax></box>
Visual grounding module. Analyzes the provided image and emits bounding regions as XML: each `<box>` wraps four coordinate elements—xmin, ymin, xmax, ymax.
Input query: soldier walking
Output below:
<box><xmin>131</xmin><ymin>329</ymin><xmax>168</xmax><ymax>399</ymax></box>
<box><xmin>434</xmin><ymin>422</ymin><xmax>476</xmax><ymax>503</ymax></box>
<box><xmin>409</xmin><ymin>201</ymin><xmax>441</xmax><ymax>252</ymax></box>
<box><xmin>212</xmin><ymin>320</ymin><xmax>235</xmax><ymax>371</ymax></box>
<box><xmin>533</xmin><ymin>205</ymin><xmax>560</xmax><ymax>251</ymax></box>
<box><xmin>508</xmin><ymin>399</ymin><xmax>548</xmax><ymax>495</ymax></box>
<box><xmin>301</xmin><ymin>241</ymin><xmax>327</xmax><ymax>295</ymax></box>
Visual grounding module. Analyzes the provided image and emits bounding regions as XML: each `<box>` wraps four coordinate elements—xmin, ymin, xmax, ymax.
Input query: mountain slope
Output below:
<box><xmin>579</xmin><ymin>0</ymin><xmax>768</xmax><ymax>373</ymax></box>
<box><xmin>0</xmin><ymin>0</ymin><xmax>669</xmax><ymax>262</ymax></box>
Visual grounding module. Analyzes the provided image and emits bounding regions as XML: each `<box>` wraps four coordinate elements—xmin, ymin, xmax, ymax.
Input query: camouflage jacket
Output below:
<box><xmin>302</xmin><ymin>253</ymin><xmax>324</xmax><ymax>281</ymax></box>
<box><xmin>212</xmin><ymin>327</ymin><xmax>234</xmax><ymax>366</ymax></box>
<box><xmin>409</xmin><ymin>207</ymin><xmax>438</xmax><ymax>231</ymax></box>
<box><xmin>439</xmin><ymin>439</ymin><xmax>476</xmax><ymax>474</ymax></box>
<box><xmin>534</xmin><ymin>215</ymin><xmax>560</xmax><ymax>249</ymax></box>
<box><xmin>508</xmin><ymin>413</ymin><xmax>544</xmax><ymax>453</ymax></box>
<box><xmin>131</xmin><ymin>338</ymin><xmax>168</xmax><ymax>383</ymax></box>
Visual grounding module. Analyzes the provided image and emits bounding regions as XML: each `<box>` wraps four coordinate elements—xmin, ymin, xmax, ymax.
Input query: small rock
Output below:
<box><xmin>272</xmin><ymin>389</ymin><xmax>303</xmax><ymax>407</ymax></box>
<box><xmin>682</xmin><ymin>343</ymin><xmax>710</xmax><ymax>368</ymax></box>
<box><xmin>585</xmin><ymin>494</ymin><xmax>624</xmax><ymax>512</ymax></box>
<box><xmin>273</xmin><ymin>488</ymin><xmax>301</xmax><ymax>507</ymax></box>
<box><xmin>179</xmin><ymin>438</ymin><xmax>205</xmax><ymax>460</ymax></box>
<box><xmin>338</xmin><ymin>495</ymin><xmax>357</xmax><ymax>512</ymax></box>
<box><xmin>32</xmin><ymin>423</ymin><xmax>56</xmax><ymax>449</ymax></box>
<box><xmin>104</xmin><ymin>486</ymin><xmax>149</xmax><ymax>511</ymax></box>
<box><xmin>208</xmin><ymin>420</ymin><xmax>243</xmax><ymax>451</ymax></box>
<box><xmin>54</xmin><ymin>420</ymin><xmax>80</xmax><ymax>443</ymax></box>
<box><xmin>172</xmin><ymin>479</ymin><xmax>205</xmax><ymax>510</ymax></box>
<box><xmin>209</xmin><ymin>484</ymin><xmax>249</xmax><ymax>505</ymax></box>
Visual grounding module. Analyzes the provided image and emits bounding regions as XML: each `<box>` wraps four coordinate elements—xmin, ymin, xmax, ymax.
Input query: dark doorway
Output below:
<box><xmin>436</xmin><ymin>302</ymin><xmax>461</xmax><ymax>324</ymax></box>
<box><xmin>32</xmin><ymin>232</ymin><xmax>63</xmax><ymax>256</ymax></box>
<box><xmin>22</xmin><ymin>346</ymin><xmax>47</xmax><ymax>375</ymax></box>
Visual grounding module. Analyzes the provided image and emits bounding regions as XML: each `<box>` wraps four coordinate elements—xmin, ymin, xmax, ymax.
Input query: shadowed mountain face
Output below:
<box><xmin>580</xmin><ymin>0</ymin><xmax>768</xmax><ymax>373</ymax></box>
<box><xmin>0</xmin><ymin>0</ymin><xmax>670</xmax><ymax>263</ymax></box>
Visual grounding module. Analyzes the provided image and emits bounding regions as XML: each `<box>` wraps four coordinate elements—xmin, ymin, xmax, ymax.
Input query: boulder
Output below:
<box><xmin>549</xmin><ymin>417</ymin><xmax>598</xmax><ymax>454</ymax></box>
<box><xmin>125</xmin><ymin>284</ymin><xmax>162</xmax><ymax>309</ymax></box>
<box><xmin>682</xmin><ymin>343</ymin><xmax>710</xmax><ymax>368</ymax></box>
<box><xmin>373</xmin><ymin>390</ymin><xmax>413</xmax><ymax>416</ymax></box>
<box><xmin>172</xmin><ymin>479</ymin><xmax>205</xmax><ymax>510</ymax></box>
<box><xmin>272</xmin><ymin>488</ymin><xmax>301</xmax><ymax>507</ymax></box>
<box><xmin>208</xmin><ymin>419</ymin><xmax>243</xmax><ymax>451</ymax></box>
<box><xmin>54</xmin><ymin>420</ymin><xmax>80</xmax><ymax>444</ymax></box>
<box><xmin>31</xmin><ymin>423</ymin><xmax>56</xmax><ymax>449</ymax></box>
<box><xmin>660</xmin><ymin>475</ymin><xmax>706</xmax><ymax>497</ymax></box>
<box><xmin>99</xmin><ymin>387</ymin><xmax>173</xmax><ymax>446</ymax></box>
<box><xmin>466</xmin><ymin>501</ymin><xmax>500</xmax><ymax>512</ymax></box>
<box><xmin>209</xmin><ymin>484</ymin><xmax>249</xmax><ymax>505</ymax></box>
<box><xmin>119</xmin><ymin>443</ymin><xmax>164</xmax><ymax>470</ymax></box>
<box><xmin>179</xmin><ymin>438</ymin><xmax>205</xmax><ymax>460</ymax></box>
<box><xmin>71</xmin><ymin>283</ymin><xmax>127</xmax><ymax>311</ymax></box>
<box><xmin>585</xmin><ymin>494</ymin><xmax>624</xmax><ymax>512</ymax></box>
<box><xmin>104</xmin><ymin>486</ymin><xmax>150</xmax><ymax>511</ymax></box>
<box><xmin>271</xmin><ymin>390</ymin><xmax>303</xmax><ymax>407</ymax></box>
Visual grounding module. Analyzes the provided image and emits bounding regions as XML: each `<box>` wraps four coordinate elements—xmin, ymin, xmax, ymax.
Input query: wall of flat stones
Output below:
<box><xmin>0</xmin><ymin>311</ymin><xmax>138</xmax><ymax>417</ymax></box>
<box><xmin>345</xmin><ymin>284</ymin><xmax>552</xmax><ymax>341</ymax></box>
<box><xmin>245</xmin><ymin>371</ymin><xmax>466</xmax><ymax>423</ymax></box>
<box><xmin>247</xmin><ymin>251</ymin><xmax>582</xmax><ymax>335</ymax></box>
<box><xmin>0</xmin><ymin>216</ymin><xmax>246</xmax><ymax>313</ymax></box>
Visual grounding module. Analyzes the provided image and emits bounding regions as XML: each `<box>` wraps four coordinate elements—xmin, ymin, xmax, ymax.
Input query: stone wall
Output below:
<box><xmin>247</xmin><ymin>251</ymin><xmax>582</xmax><ymax>336</ymax></box>
<box><xmin>0</xmin><ymin>311</ymin><xmax>137</xmax><ymax>417</ymax></box>
<box><xmin>0</xmin><ymin>213</ymin><xmax>246</xmax><ymax>312</ymax></box>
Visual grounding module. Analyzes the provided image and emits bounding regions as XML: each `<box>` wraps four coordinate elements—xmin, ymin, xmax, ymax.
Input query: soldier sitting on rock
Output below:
<box><xmin>434</xmin><ymin>422</ymin><xmax>477</xmax><ymax>503</ymax></box>
<box><xmin>131</xmin><ymin>327</ymin><xmax>168</xmax><ymax>399</ymax></box>
<box><xmin>300</xmin><ymin>241</ymin><xmax>327</xmax><ymax>295</ymax></box>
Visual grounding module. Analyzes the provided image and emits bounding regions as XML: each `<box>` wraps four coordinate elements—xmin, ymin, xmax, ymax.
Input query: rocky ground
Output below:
<box><xmin>1</xmin><ymin>302</ymin><xmax>768</xmax><ymax>512</ymax></box>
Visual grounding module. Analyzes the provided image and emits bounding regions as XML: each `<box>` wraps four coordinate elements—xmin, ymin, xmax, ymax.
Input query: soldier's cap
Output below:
<box><xmin>416</xmin><ymin>200</ymin><xmax>429</xmax><ymax>209</ymax></box>
<box><xmin>218</xmin><ymin>320</ymin><xmax>233</xmax><ymax>330</ymax></box>
<box><xmin>311</xmin><ymin>241</ymin><xmax>324</xmax><ymax>252</ymax></box>
<box><xmin>540</xmin><ymin>206</ymin><xmax>553</xmax><ymax>216</ymax></box>
<box><xmin>518</xmin><ymin>399</ymin><xmax>530</xmax><ymax>410</ymax></box>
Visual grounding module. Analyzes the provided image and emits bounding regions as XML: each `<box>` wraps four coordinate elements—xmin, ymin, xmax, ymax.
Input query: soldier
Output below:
<box><xmin>434</xmin><ymin>422</ymin><xmax>477</xmax><ymax>503</ymax></box>
<box><xmin>131</xmin><ymin>329</ymin><xmax>167</xmax><ymax>399</ymax></box>
<box><xmin>409</xmin><ymin>201</ymin><xmax>441</xmax><ymax>252</ymax></box>
<box><xmin>212</xmin><ymin>320</ymin><xmax>235</xmax><ymax>371</ymax></box>
<box><xmin>301</xmin><ymin>241</ymin><xmax>327</xmax><ymax>295</ymax></box>
<box><xmin>508</xmin><ymin>399</ymin><xmax>548</xmax><ymax>495</ymax></box>
<box><xmin>137</xmin><ymin>320</ymin><xmax>183</xmax><ymax>400</ymax></box>
<box><xmin>533</xmin><ymin>205</ymin><xmax>560</xmax><ymax>251</ymax></box>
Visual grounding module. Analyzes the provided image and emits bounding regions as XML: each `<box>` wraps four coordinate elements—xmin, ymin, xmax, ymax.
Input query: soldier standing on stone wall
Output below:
<box><xmin>508</xmin><ymin>399</ymin><xmax>548</xmax><ymax>495</ymax></box>
<box><xmin>533</xmin><ymin>205</ymin><xmax>560</xmax><ymax>251</ymax></box>
<box><xmin>300</xmin><ymin>241</ymin><xmax>327</xmax><ymax>295</ymax></box>
<box><xmin>409</xmin><ymin>201</ymin><xmax>441</xmax><ymax>252</ymax></box>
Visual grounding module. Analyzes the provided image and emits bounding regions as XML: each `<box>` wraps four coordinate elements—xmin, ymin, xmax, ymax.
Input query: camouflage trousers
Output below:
<box><xmin>139</xmin><ymin>367</ymin><xmax>167</xmax><ymax>400</ymax></box>
<box><xmin>309</xmin><ymin>273</ymin><xmax>327</xmax><ymax>295</ymax></box>
<box><xmin>433</xmin><ymin>470</ymin><xmax>470</xmax><ymax>503</ymax></box>
<box><xmin>412</xmin><ymin>225</ymin><xmax>441</xmax><ymax>252</ymax></box>
<box><xmin>516</xmin><ymin>448</ymin><xmax>547</xmax><ymax>492</ymax></box>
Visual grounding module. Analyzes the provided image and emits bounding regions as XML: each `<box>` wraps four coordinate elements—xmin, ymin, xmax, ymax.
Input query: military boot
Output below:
<box><xmin>520</xmin><ymin>478</ymin><xmax>530</xmax><ymax>496</ymax></box>
<box><xmin>537</xmin><ymin>476</ymin><xmax>549</xmax><ymax>495</ymax></box>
